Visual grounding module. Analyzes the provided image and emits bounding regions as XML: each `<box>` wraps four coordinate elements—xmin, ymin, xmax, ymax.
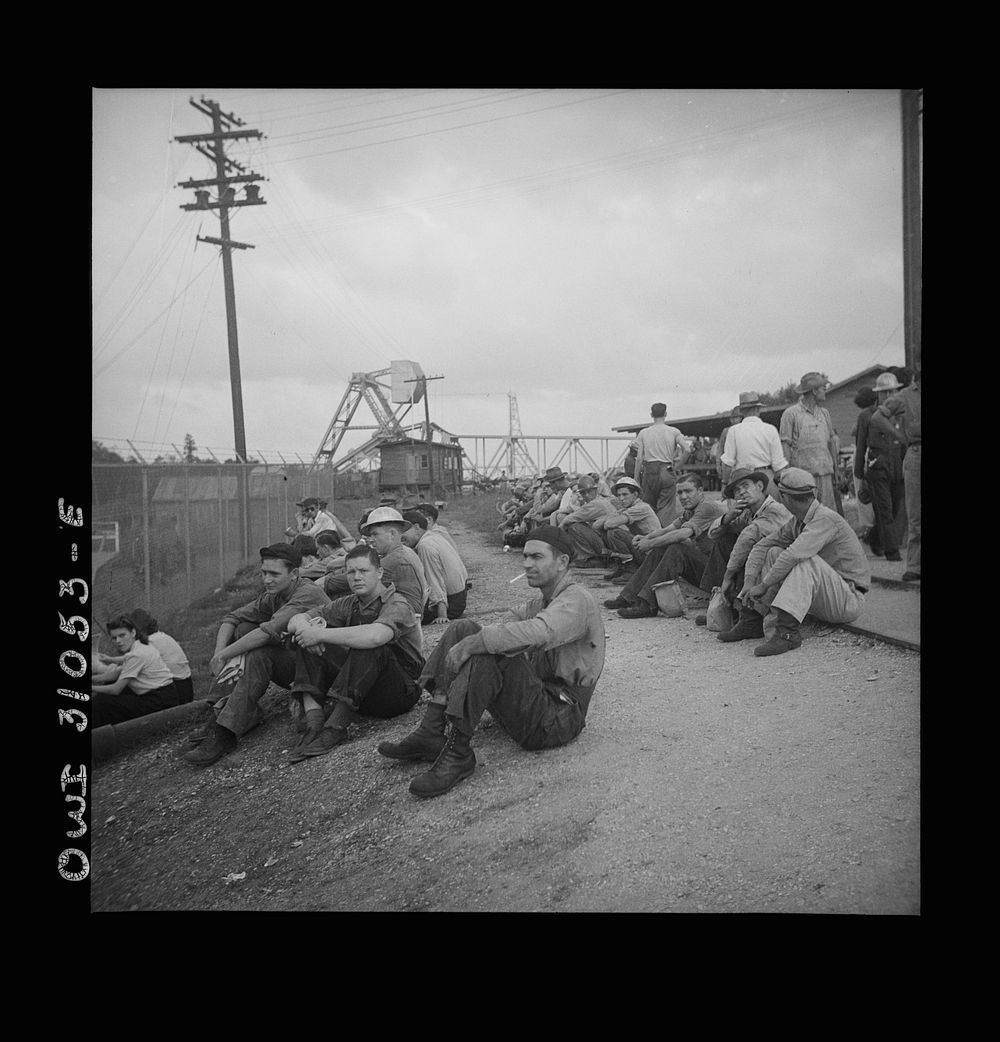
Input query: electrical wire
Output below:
<box><xmin>268</xmin><ymin>89</ymin><xmax>633</xmax><ymax>164</ymax></box>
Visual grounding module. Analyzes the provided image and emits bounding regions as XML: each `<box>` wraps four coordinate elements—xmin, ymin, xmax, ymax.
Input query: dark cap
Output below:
<box><xmin>524</xmin><ymin>526</ymin><xmax>574</xmax><ymax>559</ymax></box>
<box><xmin>259</xmin><ymin>542</ymin><xmax>302</xmax><ymax>568</ymax></box>
<box><xmin>297</xmin><ymin>497</ymin><xmax>319</xmax><ymax>509</ymax></box>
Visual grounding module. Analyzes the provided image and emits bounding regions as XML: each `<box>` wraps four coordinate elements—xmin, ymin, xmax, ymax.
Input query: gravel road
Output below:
<box><xmin>91</xmin><ymin>499</ymin><xmax>920</xmax><ymax>913</ymax></box>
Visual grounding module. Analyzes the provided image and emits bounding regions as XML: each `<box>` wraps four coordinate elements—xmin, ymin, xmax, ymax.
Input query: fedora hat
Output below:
<box><xmin>724</xmin><ymin>469</ymin><xmax>771</xmax><ymax>500</ymax></box>
<box><xmin>543</xmin><ymin>466</ymin><xmax>568</xmax><ymax>484</ymax></box>
<box><xmin>795</xmin><ymin>372</ymin><xmax>829</xmax><ymax>395</ymax></box>
<box><xmin>738</xmin><ymin>391</ymin><xmax>762</xmax><ymax>410</ymax></box>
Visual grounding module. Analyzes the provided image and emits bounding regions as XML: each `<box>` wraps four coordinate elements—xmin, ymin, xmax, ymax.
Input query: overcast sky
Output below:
<box><xmin>92</xmin><ymin>87</ymin><xmax>905</xmax><ymax>463</ymax></box>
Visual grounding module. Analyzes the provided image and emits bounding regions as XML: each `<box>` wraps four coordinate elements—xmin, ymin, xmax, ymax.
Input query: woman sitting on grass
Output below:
<box><xmin>91</xmin><ymin>614</ymin><xmax>182</xmax><ymax>728</ymax></box>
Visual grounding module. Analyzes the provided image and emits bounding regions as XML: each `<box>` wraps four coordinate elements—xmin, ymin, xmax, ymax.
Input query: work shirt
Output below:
<box><xmin>779</xmin><ymin>400</ymin><xmax>836</xmax><ymax>476</ymax></box>
<box><xmin>479</xmin><ymin>574</ymin><xmax>605</xmax><ymax>714</ymax></box>
<box><xmin>561</xmin><ymin>496</ymin><xmax>615</xmax><ymax>527</ymax></box>
<box><xmin>414</xmin><ymin>529</ymin><xmax>468</xmax><ymax>609</ymax></box>
<box><xmin>320</xmin><ymin>581</ymin><xmax>425</xmax><ymax>675</ymax></box>
<box><xmin>746</xmin><ymin>500</ymin><xmax>870</xmax><ymax>592</ymax></box>
<box><xmin>147</xmin><ymin>631</ymin><xmax>191</xmax><ymax>680</ymax></box>
<box><xmin>658</xmin><ymin>497</ymin><xmax>727</xmax><ymax>555</ymax></box>
<box><xmin>873</xmin><ymin>383</ymin><xmax>921</xmax><ymax>444</ymax></box>
<box><xmin>222</xmin><ymin>576</ymin><xmax>330</xmax><ymax>642</ymax></box>
<box><xmin>117</xmin><ymin>640</ymin><xmax>175</xmax><ymax>694</ymax></box>
<box><xmin>855</xmin><ymin>402</ymin><xmax>899</xmax><ymax>468</ymax></box>
<box><xmin>721</xmin><ymin>415</ymin><xmax>788</xmax><ymax>472</ymax></box>
<box><xmin>635</xmin><ymin>421</ymin><xmax>687</xmax><ymax>474</ymax></box>
<box><xmin>378</xmin><ymin>543</ymin><xmax>428</xmax><ymax>615</ymax></box>
<box><xmin>430</xmin><ymin>523</ymin><xmax>458</xmax><ymax>551</ymax></box>
<box><xmin>598</xmin><ymin>499</ymin><xmax>660</xmax><ymax>535</ymax></box>
<box><xmin>709</xmin><ymin>495</ymin><xmax>792</xmax><ymax>574</ymax></box>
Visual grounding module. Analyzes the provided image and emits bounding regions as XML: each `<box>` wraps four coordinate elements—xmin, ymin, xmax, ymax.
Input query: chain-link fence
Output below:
<box><xmin>91</xmin><ymin>463</ymin><xmax>378</xmax><ymax>633</ymax></box>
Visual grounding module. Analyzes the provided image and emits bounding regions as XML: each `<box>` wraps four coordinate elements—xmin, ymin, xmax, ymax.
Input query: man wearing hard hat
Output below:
<box><xmin>356</xmin><ymin>507</ymin><xmax>428</xmax><ymax>615</ymax></box>
<box><xmin>593</xmin><ymin>475</ymin><xmax>659</xmax><ymax>580</ymax></box>
<box><xmin>855</xmin><ymin>372</ymin><xmax>905</xmax><ymax>563</ymax></box>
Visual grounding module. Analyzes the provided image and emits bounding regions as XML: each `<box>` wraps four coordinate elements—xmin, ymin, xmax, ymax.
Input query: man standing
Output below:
<box><xmin>720</xmin><ymin>392</ymin><xmax>788</xmax><ymax>489</ymax></box>
<box><xmin>183</xmin><ymin>543</ymin><xmax>330</xmax><ymax>767</ymax></box>
<box><xmin>557</xmin><ymin>475</ymin><xmax>617</xmax><ymax>567</ymax></box>
<box><xmin>377</xmin><ymin>527</ymin><xmax>605</xmax><ymax>798</ymax></box>
<box><xmin>779</xmin><ymin>373</ymin><xmax>840</xmax><ymax>510</ymax></box>
<box><xmin>700</xmin><ymin>469</ymin><xmax>792</xmax><ymax>611</ymax></box>
<box><xmin>857</xmin><ymin>372</ymin><xmax>905</xmax><ymax>562</ymax></box>
<box><xmin>869</xmin><ymin>368</ymin><xmax>921</xmax><ymax>582</ymax></box>
<box><xmin>595</xmin><ymin>475</ymin><xmax>660</xmax><ymax>580</ymax></box>
<box><xmin>401</xmin><ymin>509</ymin><xmax>470</xmax><ymax>625</ymax></box>
<box><xmin>737</xmin><ymin>468</ymin><xmax>870</xmax><ymax>657</ymax></box>
<box><xmin>283</xmin><ymin>546</ymin><xmax>425</xmax><ymax>762</ymax></box>
<box><xmin>634</xmin><ymin>402</ymin><xmax>688</xmax><ymax>526</ymax></box>
<box><xmin>603</xmin><ymin>473</ymin><xmax>726</xmax><ymax>619</ymax></box>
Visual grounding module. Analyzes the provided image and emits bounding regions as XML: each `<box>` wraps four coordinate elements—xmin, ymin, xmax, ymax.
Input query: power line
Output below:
<box><xmin>269</xmin><ymin>89</ymin><xmax>633</xmax><ymax>164</ymax></box>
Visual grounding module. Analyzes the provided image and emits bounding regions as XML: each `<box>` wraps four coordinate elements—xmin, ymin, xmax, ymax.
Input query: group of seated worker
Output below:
<box><xmin>285</xmin><ymin>496</ymin><xmax>356</xmax><ymax>550</ymax></box>
<box><xmin>183</xmin><ymin>499</ymin><xmax>472</xmax><ymax>769</ymax></box>
<box><xmin>603</xmin><ymin>466</ymin><xmax>870</xmax><ymax>656</ymax></box>
<box><xmin>183</xmin><ymin>520</ymin><xmax>601</xmax><ymax>801</ymax></box>
<box><xmin>91</xmin><ymin>608</ymin><xmax>193</xmax><ymax>728</ymax></box>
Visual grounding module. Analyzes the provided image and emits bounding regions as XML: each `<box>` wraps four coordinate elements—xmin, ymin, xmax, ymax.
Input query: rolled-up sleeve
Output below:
<box><xmin>761</xmin><ymin>513</ymin><xmax>839</xmax><ymax>587</ymax></box>
<box><xmin>480</xmin><ymin>590</ymin><xmax>589</xmax><ymax>657</ymax></box>
<box><xmin>259</xmin><ymin>583</ymin><xmax>330</xmax><ymax>640</ymax></box>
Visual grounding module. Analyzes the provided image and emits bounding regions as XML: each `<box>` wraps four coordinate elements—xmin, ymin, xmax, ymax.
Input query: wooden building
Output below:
<box><xmin>379</xmin><ymin>437</ymin><xmax>464</xmax><ymax>495</ymax></box>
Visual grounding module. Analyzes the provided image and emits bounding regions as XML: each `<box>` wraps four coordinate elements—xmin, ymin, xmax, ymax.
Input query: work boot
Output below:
<box><xmin>295</xmin><ymin>708</ymin><xmax>327</xmax><ymax>747</ymax></box>
<box><xmin>409</xmin><ymin>726</ymin><xmax>476</xmax><ymax>798</ymax></box>
<box><xmin>377</xmin><ymin>701</ymin><xmax>447</xmax><ymax>761</ymax></box>
<box><xmin>603</xmin><ymin>557</ymin><xmax>631</xmax><ymax>580</ymax></box>
<box><xmin>290</xmin><ymin>726</ymin><xmax>349</xmax><ymax>762</ymax></box>
<box><xmin>182</xmin><ymin>724</ymin><xmax>237</xmax><ymax>766</ymax></box>
<box><xmin>694</xmin><ymin>614</ymin><xmax>707</xmax><ymax>626</ymax></box>
<box><xmin>900</xmin><ymin>571</ymin><xmax>920</xmax><ymax>582</ymax></box>
<box><xmin>618</xmin><ymin>601</ymin><xmax>657</xmax><ymax>619</ymax></box>
<box><xmin>885</xmin><ymin>551</ymin><xmax>902</xmax><ymax>562</ymax></box>
<box><xmin>753</xmin><ymin>610</ymin><xmax>803</xmax><ymax>657</ymax></box>
<box><xmin>717</xmin><ymin>606</ymin><xmax>765</xmax><ymax>642</ymax></box>
<box><xmin>612</xmin><ymin>570</ymin><xmax>636</xmax><ymax>585</ymax></box>
<box><xmin>603</xmin><ymin>595</ymin><xmax>630</xmax><ymax>609</ymax></box>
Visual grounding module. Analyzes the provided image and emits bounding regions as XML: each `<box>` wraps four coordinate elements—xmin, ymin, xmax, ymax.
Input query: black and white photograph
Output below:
<box><xmin>83</xmin><ymin>87</ymin><xmax>921</xmax><ymax>913</ymax></box>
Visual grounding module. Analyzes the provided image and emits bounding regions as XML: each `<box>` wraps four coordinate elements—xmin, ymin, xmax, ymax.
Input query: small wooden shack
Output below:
<box><xmin>379</xmin><ymin>436</ymin><xmax>464</xmax><ymax>495</ymax></box>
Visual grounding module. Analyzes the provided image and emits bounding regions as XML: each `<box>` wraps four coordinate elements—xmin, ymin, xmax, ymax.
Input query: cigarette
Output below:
<box><xmin>509</xmin><ymin>572</ymin><xmax>527</xmax><ymax>583</ymax></box>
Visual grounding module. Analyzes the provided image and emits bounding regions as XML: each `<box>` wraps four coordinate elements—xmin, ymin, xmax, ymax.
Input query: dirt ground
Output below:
<box><xmin>91</xmin><ymin>495</ymin><xmax>920</xmax><ymax>914</ymax></box>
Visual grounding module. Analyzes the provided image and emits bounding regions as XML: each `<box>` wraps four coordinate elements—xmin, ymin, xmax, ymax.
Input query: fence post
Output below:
<box><xmin>184</xmin><ymin>465</ymin><xmax>192</xmax><ymax>604</ymax></box>
<box><xmin>264</xmin><ymin>462</ymin><xmax>271</xmax><ymax>544</ymax></box>
<box><xmin>141</xmin><ymin>467</ymin><xmax>151</xmax><ymax>605</ymax></box>
<box><xmin>217</xmin><ymin>465</ymin><xmax>225</xmax><ymax>590</ymax></box>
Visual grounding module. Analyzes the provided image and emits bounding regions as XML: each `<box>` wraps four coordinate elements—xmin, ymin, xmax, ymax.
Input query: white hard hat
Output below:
<box><xmin>360</xmin><ymin>506</ymin><xmax>411</xmax><ymax>532</ymax></box>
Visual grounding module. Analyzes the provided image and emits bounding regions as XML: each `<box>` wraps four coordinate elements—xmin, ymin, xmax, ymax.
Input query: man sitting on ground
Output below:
<box><xmin>316</xmin><ymin>499</ymin><xmax>356</xmax><ymax>550</ymax></box>
<box><xmin>733</xmin><ymin>467</ymin><xmax>870</xmax><ymax>656</ymax></box>
<box><xmin>291</xmin><ymin>534</ymin><xmax>326</xmax><ymax>581</ymax></box>
<box><xmin>557</xmin><ymin>474</ymin><xmax>616</xmax><ymax>567</ymax></box>
<box><xmin>604</xmin><ymin>473</ymin><xmax>726</xmax><ymax>619</ymax></box>
<box><xmin>526</xmin><ymin>467</ymin><xmax>572</xmax><ymax>527</ymax></box>
<box><xmin>700</xmin><ymin>469</ymin><xmax>791</xmax><ymax>632</ymax></box>
<box><xmin>413</xmin><ymin>501</ymin><xmax>457</xmax><ymax>550</ymax></box>
<box><xmin>594</xmin><ymin>475</ymin><xmax>659</xmax><ymax>581</ymax></box>
<box><xmin>283</xmin><ymin>546</ymin><xmax>425</xmax><ymax>762</ymax></box>
<box><xmin>402</xmin><ymin>509</ymin><xmax>470</xmax><ymax>625</ymax></box>
<box><xmin>183</xmin><ymin>543</ymin><xmax>330</xmax><ymax>767</ymax></box>
<box><xmin>346</xmin><ymin>507</ymin><xmax>427</xmax><ymax>614</ymax></box>
<box><xmin>377</xmin><ymin>527</ymin><xmax>605</xmax><ymax>799</ymax></box>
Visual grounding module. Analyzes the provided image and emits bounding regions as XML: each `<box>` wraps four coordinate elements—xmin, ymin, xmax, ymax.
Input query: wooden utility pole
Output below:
<box><xmin>901</xmin><ymin>89</ymin><xmax>922</xmax><ymax>374</ymax></box>
<box><xmin>404</xmin><ymin>374</ymin><xmax>444</xmax><ymax>493</ymax></box>
<box><xmin>175</xmin><ymin>97</ymin><xmax>266</xmax><ymax>463</ymax></box>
